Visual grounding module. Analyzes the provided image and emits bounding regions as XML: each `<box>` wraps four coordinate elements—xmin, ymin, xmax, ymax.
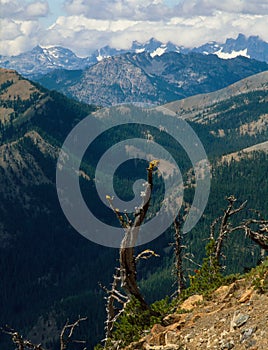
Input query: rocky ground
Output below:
<box><xmin>125</xmin><ymin>273</ymin><xmax>268</xmax><ymax>350</ymax></box>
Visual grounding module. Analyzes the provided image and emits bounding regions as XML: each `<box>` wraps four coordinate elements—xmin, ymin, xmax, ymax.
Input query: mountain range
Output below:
<box><xmin>0</xmin><ymin>66</ymin><xmax>268</xmax><ymax>349</ymax></box>
<box><xmin>35</xmin><ymin>51</ymin><xmax>268</xmax><ymax>106</ymax></box>
<box><xmin>0</xmin><ymin>34</ymin><xmax>268</xmax><ymax>77</ymax></box>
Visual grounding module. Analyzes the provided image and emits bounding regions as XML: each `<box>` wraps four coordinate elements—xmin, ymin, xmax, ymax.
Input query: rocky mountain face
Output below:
<box><xmin>0</xmin><ymin>34</ymin><xmax>267</xmax><ymax>78</ymax></box>
<box><xmin>195</xmin><ymin>33</ymin><xmax>268</xmax><ymax>62</ymax></box>
<box><xmin>124</xmin><ymin>268</ymin><xmax>268</xmax><ymax>350</ymax></box>
<box><xmin>35</xmin><ymin>52</ymin><xmax>268</xmax><ymax>106</ymax></box>
<box><xmin>0</xmin><ymin>45</ymin><xmax>94</xmax><ymax>77</ymax></box>
<box><xmin>0</xmin><ymin>38</ymin><xmax>183</xmax><ymax>78</ymax></box>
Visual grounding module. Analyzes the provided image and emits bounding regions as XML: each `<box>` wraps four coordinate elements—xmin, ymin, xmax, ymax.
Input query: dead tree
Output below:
<box><xmin>60</xmin><ymin>317</ymin><xmax>87</xmax><ymax>350</ymax></box>
<box><xmin>100</xmin><ymin>268</ymin><xmax>128</xmax><ymax>342</ymax></box>
<box><xmin>119</xmin><ymin>160</ymin><xmax>158</xmax><ymax>309</ymax></box>
<box><xmin>100</xmin><ymin>250</ymin><xmax>159</xmax><ymax>344</ymax></box>
<box><xmin>209</xmin><ymin>195</ymin><xmax>247</xmax><ymax>266</ymax></box>
<box><xmin>209</xmin><ymin>195</ymin><xmax>268</xmax><ymax>270</ymax></box>
<box><xmin>173</xmin><ymin>214</ymin><xmax>185</xmax><ymax>296</ymax></box>
<box><xmin>107</xmin><ymin>160</ymin><xmax>159</xmax><ymax>308</ymax></box>
<box><xmin>0</xmin><ymin>326</ymin><xmax>45</xmax><ymax>350</ymax></box>
<box><xmin>1</xmin><ymin>317</ymin><xmax>87</xmax><ymax>350</ymax></box>
<box><xmin>103</xmin><ymin>160</ymin><xmax>160</xmax><ymax>345</ymax></box>
<box><xmin>172</xmin><ymin>203</ymin><xmax>198</xmax><ymax>297</ymax></box>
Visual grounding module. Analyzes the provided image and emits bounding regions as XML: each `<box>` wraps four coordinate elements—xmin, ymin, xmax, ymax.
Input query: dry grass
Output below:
<box><xmin>220</xmin><ymin>140</ymin><xmax>268</xmax><ymax>164</ymax></box>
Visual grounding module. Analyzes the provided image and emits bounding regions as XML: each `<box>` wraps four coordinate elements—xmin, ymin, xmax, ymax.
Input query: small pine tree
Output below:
<box><xmin>187</xmin><ymin>239</ymin><xmax>223</xmax><ymax>296</ymax></box>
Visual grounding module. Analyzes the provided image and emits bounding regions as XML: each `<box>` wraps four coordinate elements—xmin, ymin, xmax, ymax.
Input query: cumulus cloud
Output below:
<box><xmin>0</xmin><ymin>19</ymin><xmax>42</xmax><ymax>55</ymax></box>
<box><xmin>0</xmin><ymin>19</ymin><xmax>21</xmax><ymax>41</ymax></box>
<box><xmin>64</xmin><ymin>0</ymin><xmax>172</xmax><ymax>20</ymax></box>
<box><xmin>0</xmin><ymin>0</ymin><xmax>49</xmax><ymax>20</ymax></box>
<box><xmin>0</xmin><ymin>0</ymin><xmax>49</xmax><ymax>55</ymax></box>
<box><xmin>177</xmin><ymin>0</ymin><xmax>268</xmax><ymax>16</ymax></box>
<box><xmin>26</xmin><ymin>1</ymin><xmax>50</xmax><ymax>17</ymax></box>
<box><xmin>1</xmin><ymin>0</ymin><xmax>268</xmax><ymax>56</ymax></box>
<box><xmin>39</xmin><ymin>10</ymin><xmax>268</xmax><ymax>57</ymax></box>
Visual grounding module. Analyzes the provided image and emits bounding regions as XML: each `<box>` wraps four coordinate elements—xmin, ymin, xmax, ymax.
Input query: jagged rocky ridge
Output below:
<box><xmin>0</xmin><ymin>34</ymin><xmax>268</xmax><ymax>78</ymax></box>
<box><xmin>35</xmin><ymin>52</ymin><xmax>268</xmax><ymax>106</ymax></box>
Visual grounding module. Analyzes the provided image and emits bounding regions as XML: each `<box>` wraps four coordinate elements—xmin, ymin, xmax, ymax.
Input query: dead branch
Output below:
<box><xmin>60</xmin><ymin>317</ymin><xmax>87</xmax><ymax>350</ymax></box>
<box><xmin>0</xmin><ymin>326</ymin><xmax>45</xmax><ymax>350</ymax></box>
<box><xmin>183</xmin><ymin>254</ymin><xmax>202</xmax><ymax>268</ymax></box>
<box><xmin>100</xmin><ymin>268</ymin><xmax>129</xmax><ymax>344</ymax></box>
<box><xmin>135</xmin><ymin>249</ymin><xmax>160</xmax><ymax>262</ymax></box>
<box><xmin>210</xmin><ymin>195</ymin><xmax>247</xmax><ymax>264</ymax></box>
<box><xmin>243</xmin><ymin>219</ymin><xmax>268</xmax><ymax>251</ymax></box>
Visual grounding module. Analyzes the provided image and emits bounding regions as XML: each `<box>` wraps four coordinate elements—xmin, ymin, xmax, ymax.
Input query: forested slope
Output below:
<box><xmin>0</xmin><ymin>68</ymin><xmax>267</xmax><ymax>349</ymax></box>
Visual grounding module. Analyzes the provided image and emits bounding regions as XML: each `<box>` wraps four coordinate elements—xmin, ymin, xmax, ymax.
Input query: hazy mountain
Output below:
<box><xmin>193</xmin><ymin>33</ymin><xmax>268</xmax><ymax>62</ymax></box>
<box><xmin>35</xmin><ymin>52</ymin><xmax>268</xmax><ymax>106</ymax></box>
<box><xmin>0</xmin><ymin>35</ymin><xmax>267</xmax><ymax>78</ymax></box>
<box><xmin>0</xmin><ymin>68</ymin><xmax>268</xmax><ymax>349</ymax></box>
<box><xmin>0</xmin><ymin>38</ymin><xmax>184</xmax><ymax>78</ymax></box>
<box><xmin>0</xmin><ymin>46</ymin><xmax>94</xmax><ymax>77</ymax></box>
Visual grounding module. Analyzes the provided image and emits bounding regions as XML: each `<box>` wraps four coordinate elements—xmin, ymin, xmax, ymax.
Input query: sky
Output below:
<box><xmin>0</xmin><ymin>0</ymin><xmax>268</xmax><ymax>57</ymax></box>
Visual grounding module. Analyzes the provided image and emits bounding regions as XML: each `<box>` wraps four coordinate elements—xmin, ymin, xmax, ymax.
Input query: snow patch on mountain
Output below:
<box><xmin>1</xmin><ymin>34</ymin><xmax>267</xmax><ymax>77</ymax></box>
<box><xmin>135</xmin><ymin>48</ymin><xmax>145</xmax><ymax>54</ymax></box>
<box><xmin>215</xmin><ymin>48</ymin><xmax>250</xmax><ymax>60</ymax></box>
<box><xmin>150</xmin><ymin>46</ymin><xmax>167</xmax><ymax>57</ymax></box>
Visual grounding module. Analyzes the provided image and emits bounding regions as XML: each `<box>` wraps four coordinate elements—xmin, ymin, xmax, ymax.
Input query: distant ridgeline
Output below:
<box><xmin>34</xmin><ymin>52</ymin><xmax>268</xmax><ymax>107</ymax></box>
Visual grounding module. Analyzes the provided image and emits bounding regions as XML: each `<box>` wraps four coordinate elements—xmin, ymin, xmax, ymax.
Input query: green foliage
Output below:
<box><xmin>102</xmin><ymin>297</ymin><xmax>172</xmax><ymax>348</ymax></box>
<box><xmin>248</xmin><ymin>258</ymin><xmax>268</xmax><ymax>294</ymax></box>
<box><xmin>186</xmin><ymin>239</ymin><xmax>224</xmax><ymax>297</ymax></box>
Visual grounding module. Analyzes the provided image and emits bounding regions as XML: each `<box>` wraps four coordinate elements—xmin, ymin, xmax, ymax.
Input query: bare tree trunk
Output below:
<box><xmin>173</xmin><ymin>215</ymin><xmax>185</xmax><ymax>295</ymax></box>
<box><xmin>119</xmin><ymin>162</ymin><xmax>156</xmax><ymax>310</ymax></box>
<box><xmin>210</xmin><ymin>195</ymin><xmax>247</xmax><ymax>266</ymax></box>
<box><xmin>214</xmin><ymin>196</ymin><xmax>247</xmax><ymax>262</ymax></box>
<box><xmin>102</xmin><ymin>160</ymin><xmax>160</xmax><ymax>345</ymax></box>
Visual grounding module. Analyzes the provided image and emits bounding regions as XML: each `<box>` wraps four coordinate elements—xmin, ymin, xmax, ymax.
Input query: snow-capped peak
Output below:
<box><xmin>1</xmin><ymin>34</ymin><xmax>267</xmax><ymax>78</ymax></box>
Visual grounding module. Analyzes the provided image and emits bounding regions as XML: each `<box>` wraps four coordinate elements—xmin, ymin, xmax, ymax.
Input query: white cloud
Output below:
<box><xmin>26</xmin><ymin>1</ymin><xmax>49</xmax><ymax>17</ymax></box>
<box><xmin>63</xmin><ymin>0</ymin><xmax>172</xmax><ymax>20</ymax></box>
<box><xmin>177</xmin><ymin>0</ymin><xmax>268</xmax><ymax>16</ymax></box>
<box><xmin>0</xmin><ymin>17</ymin><xmax>44</xmax><ymax>55</ymax></box>
<box><xmin>0</xmin><ymin>20</ymin><xmax>42</xmax><ymax>55</ymax></box>
<box><xmin>1</xmin><ymin>0</ymin><xmax>268</xmax><ymax>56</ymax></box>
<box><xmin>0</xmin><ymin>0</ymin><xmax>49</xmax><ymax>20</ymax></box>
<box><xmin>0</xmin><ymin>0</ymin><xmax>49</xmax><ymax>55</ymax></box>
<box><xmin>0</xmin><ymin>19</ymin><xmax>21</xmax><ymax>40</ymax></box>
<box><xmin>38</xmin><ymin>10</ymin><xmax>268</xmax><ymax>57</ymax></box>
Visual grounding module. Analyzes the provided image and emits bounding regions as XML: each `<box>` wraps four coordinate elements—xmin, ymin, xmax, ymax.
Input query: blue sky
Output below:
<box><xmin>1</xmin><ymin>0</ymin><xmax>268</xmax><ymax>56</ymax></box>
